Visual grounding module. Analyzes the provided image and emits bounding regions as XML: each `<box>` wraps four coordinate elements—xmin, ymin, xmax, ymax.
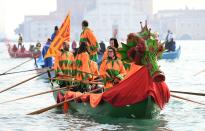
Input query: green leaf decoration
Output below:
<box><xmin>150</xmin><ymin>33</ymin><xmax>155</xmax><ymax>38</ymax></box>
<box><xmin>118</xmin><ymin>50</ymin><xmax>128</xmax><ymax>59</ymax></box>
<box><xmin>118</xmin><ymin>48</ymin><xmax>128</xmax><ymax>53</ymax></box>
<box><xmin>106</xmin><ymin>69</ymin><xmax>120</xmax><ymax>77</ymax></box>
<box><xmin>146</xmin><ymin>39</ymin><xmax>157</xmax><ymax>48</ymax></box>
<box><xmin>127</xmin><ymin>42</ymin><xmax>137</xmax><ymax>47</ymax></box>
<box><xmin>117</xmin><ymin>49</ymin><xmax>126</xmax><ymax>53</ymax></box>
<box><xmin>76</xmin><ymin>60</ymin><xmax>82</xmax><ymax>67</ymax></box>
<box><xmin>122</xmin><ymin>58</ymin><xmax>132</xmax><ymax>63</ymax></box>
<box><xmin>138</xmin><ymin>31</ymin><xmax>149</xmax><ymax>37</ymax></box>
<box><xmin>121</xmin><ymin>43</ymin><xmax>129</xmax><ymax>51</ymax></box>
<box><xmin>123</xmin><ymin>62</ymin><xmax>131</xmax><ymax>70</ymax></box>
<box><xmin>80</xmin><ymin>38</ymin><xmax>88</xmax><ymax>42</ymax></box>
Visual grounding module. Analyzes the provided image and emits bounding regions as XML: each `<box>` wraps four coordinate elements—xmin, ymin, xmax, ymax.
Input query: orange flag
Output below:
<box><xmin>45</xmin><ymin>13</ymin><xmax>70</xmax><ymax>58</ymax></box>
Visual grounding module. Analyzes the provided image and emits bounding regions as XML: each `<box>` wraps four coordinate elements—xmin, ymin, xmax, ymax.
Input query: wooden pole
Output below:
<box><xmin>0</xmin><ymin>68</ymin><xmax>44</xmax><ymax>76</ymax></box>
<box><xmin>1</xmin><ymin>58</ymin><xmax>32</xmax><ymax>75</ymax></box>
<box><xmin>0</xmin><ymin>85</ymin><xmax>76</xmax><ymax>104</ymax></box>
<box><xmin>171</xmin><ymin>90</ymin><xmax>205</xmax><ymax>96</ymax></box>
<box><xmin>0</xmin><ymin>71</ymin><xmax>47</xmax><ymax>94</ymax></box>
<box><xmin>50</xmin><ymin>77</ymin><xmax>104</xmax><ymax>85</ymax></box>
<box><xmin>194</xmin><ymin>69</ymin><xmax>205</xmax><ymax>76</ymax></box>
<box><xmin>80</xmin><ymin>71</ymin><xmax>103</xmax><ymax>78</ymax></box>
<box><xmin>171</xmin><ymin>94</ymin><xmax>205</xmax><ymax>106</ymax></box>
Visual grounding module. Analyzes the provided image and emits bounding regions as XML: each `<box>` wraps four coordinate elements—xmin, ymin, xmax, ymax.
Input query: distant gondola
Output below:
<box><xmin>162</xmin><ymin>45</ymin><xmax>181</xmax><ymax>59</ymax></box>
<box><xmin>7</xmin><ymin>44</ymin><xmax>40</xmax><ymax>58</ymax></box>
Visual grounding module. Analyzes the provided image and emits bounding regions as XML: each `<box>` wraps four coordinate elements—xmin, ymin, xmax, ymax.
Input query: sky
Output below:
<box><xmin>0</xmin><ymin>0</ymin><xmax>56</xmax><ymax>38</ymax></box>
<box><xmin>0</xmin><ymin>0</ymin><xmax>205</xmax><ymax>39</ymax></box>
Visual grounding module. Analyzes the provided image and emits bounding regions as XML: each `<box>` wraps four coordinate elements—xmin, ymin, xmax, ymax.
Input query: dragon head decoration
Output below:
<box><xmin>118</xmin><ymin>21</ymin><xmax>165</xmax><ymax>82</ymax></box>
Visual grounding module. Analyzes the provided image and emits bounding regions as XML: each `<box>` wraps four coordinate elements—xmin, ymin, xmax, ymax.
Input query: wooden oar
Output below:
<box><xmin>0</xmin><ymin>71</ymin><xmax>48</xmax><ymax>94</ymax></box>
<box><xmin>0</xmin><ymin>68</ymin><xmax>44</xmax><ymax>76</ymax></box>
<box><xmin>194</xmin><ymin>69</ymin><xmax>205</xmax><ymax>76</ymax></box>
<box><xmin>55</xmin><ymin>73</ymin><xmax>103</xmax><ymax>83</ymax></box>
<box><xmin>47</xmin><ymin>70</ymin><xmax>54</xmax><ymax>86</ymax></box>
<box><xmin>0</xmin><ymin>85</ymin><xmax>76</xmax><ymax>104</ymax></box>
<box><xmin>27</xmin><ymin>87</ymin><xmax>103</xmax><ymax>115</ymax></box>
<box><xmin>76</xmin><ymin>70</ymin><xmax>103</xmax><ymax>78</ymax></box>
<box><xmin>1</xmin><ymin>58</ymin><xmax>33</xmax><ymax>75</ymax></box>
<box><xmin>91</xmin><ymin>78</ymin><xmax>103</xmax><ymax>82</ymax></box>
<box><xmin>171</xmin><ymin>90</ymin><xmax>205</xmax><ymax>96</ymax></box>
<box><xmin>50</xmin><ymin>77</ymin><xmax>104</xmax><ymax>85</ymax></box>
<box><xmin>171</xmin><ymin>94</ymin><xmax>205</xmax><ymax>106</ymax></box>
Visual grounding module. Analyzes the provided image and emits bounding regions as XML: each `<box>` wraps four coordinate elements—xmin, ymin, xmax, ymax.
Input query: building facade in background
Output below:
<box><xmin>15</xmin><ymin>0</ymin><xmax>205</xmax><ymax>42</ymax></box>
<box><xmin>16</xmin><ymin>15</ymin><xmax>62</xmax><ymax>42</ymax></box>
<box><xmin>152</xmin><ymin>9</ymin><xmax>205</xmax><ymax>40</ymax></box>
<box><xmin>15</xmin><ymin>0</ymin><xmax>96</xmax><ymax>42</ymax></box>
<box><xmin>84</xmin><ymin>0</ymin><xmax>153</xmax><ymax>42</ymax></box>
<box><xmin>84</xmin><ymin>0</ymin><xmax>153</xmax><ymax>41</ymax></box>
<box><xmin>15</xmin><ymin>0</ymin><xmax>153</xmax><ymax>42</ymax></box>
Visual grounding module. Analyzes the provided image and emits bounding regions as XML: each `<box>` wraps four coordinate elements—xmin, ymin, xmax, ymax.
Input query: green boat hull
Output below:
<box><xmin>69</xmin><ymin>97</ymin><xmax>160</xmax><ymax>119</ymax></box>
<box><xmin>52</xmin><ymin>85</ymin><xmax>161</xmax><ymax>119</ymax></box>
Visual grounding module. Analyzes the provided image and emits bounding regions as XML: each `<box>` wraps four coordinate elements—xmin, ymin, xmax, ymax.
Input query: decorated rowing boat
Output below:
<box><xmin>51</xmin><ymin>66</ymin><xmax>170</xmax><ymax>119</ymax></box>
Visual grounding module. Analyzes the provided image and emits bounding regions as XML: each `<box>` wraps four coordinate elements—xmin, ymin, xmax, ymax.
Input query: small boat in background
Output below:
<box><xmin>162</xmin><ymin>45</ymin><xmax>181</xmax><ymax>59</ymax></box>
<box><xmin>7</xmin><ymin>44</ymin><xmax>41</xmax><ymax>58</ymax></box>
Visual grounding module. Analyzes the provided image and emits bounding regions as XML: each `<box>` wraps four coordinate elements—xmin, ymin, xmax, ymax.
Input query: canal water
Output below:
<box><xmin>0</xmin><ymin>41</ymin><xmax>205</xmax><ymax>131</ymax></box>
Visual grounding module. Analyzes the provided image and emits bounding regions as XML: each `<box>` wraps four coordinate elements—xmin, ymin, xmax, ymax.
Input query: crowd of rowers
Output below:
<box><xmin>41</xmin><ymin>20</ymin><xmax>139</xmax><ymax>93</ymax></box>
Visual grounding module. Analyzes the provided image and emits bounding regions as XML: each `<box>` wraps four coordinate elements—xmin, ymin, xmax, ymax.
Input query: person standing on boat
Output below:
<box><xmin>74</xmin><ymin>42</ymin><xmax>92</xmax><ymax>92</ymax></box>
<box><xmin>100</xmin><ymin>46</ymin><xmax>126</xmax><ymax>89</ymax></box>
<box><xmin>80</xmin><ymin>20</ymin><xmax>99</xmax><ymax>62</ymax></box>
<box><xmin>51</xmin><ymin>26</ymin><xmax>58</xmax><ymax>41</ymax></box>
<box><xmin>17</xmin><ymin>33</ymin><xmax>23</xmax><ymax>49</ymax></box>
<box><xmin>165</xmin><ymin>30</ymin><xmax>175</xmax><ymax>52</ymax></box>
<box><xmin>54</xmin><ymin>41</ymin><xmax>74</xmax><ymax>87</ymax></box>
<box><xmin>42</xmin><ymin>38</ymin><xmax>53</xmax><ymax>68</ymax></box>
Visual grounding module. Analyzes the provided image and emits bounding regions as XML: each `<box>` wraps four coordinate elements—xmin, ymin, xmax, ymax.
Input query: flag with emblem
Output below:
<box><xmin>44</xmin><ymin>13</ymin><xmax>70</xmax><ymax>58</ymax></box>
